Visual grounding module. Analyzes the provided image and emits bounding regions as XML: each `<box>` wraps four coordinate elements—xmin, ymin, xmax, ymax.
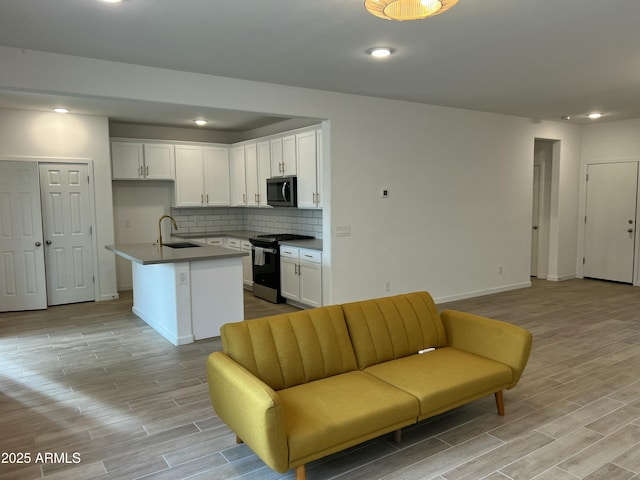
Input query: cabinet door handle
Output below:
<box><xmin>206</xmin><ymin>194</ymin><xmax>209</xmax><ymax>204</ymax></box>
<box><xmin>201</xmin><ymin>194</ymin><xmax>204</xmax><ymax>204</ymax></box>
<box><xmin>146</xmin><ymin>165</ymin><xmax>149</xmax><ymax>176</ymax></box>
<box><xmin>139</xmin><ymin>166</ymin><xmax>144</xmax><ymax>177</ymax></box>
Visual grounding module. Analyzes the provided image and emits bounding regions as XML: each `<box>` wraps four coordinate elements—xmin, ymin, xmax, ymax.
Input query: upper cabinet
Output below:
<box><xmin>270</xmin><ymin>135</ymin><xmax>297</xmax><ymax>177</ymax></box>
<box><xmin>203</xmin><ymin>147</ymin><xmax>231</xmax><ymax>207</ymax></box>
<box><xmin>111</xmin><ymin>141</ymin><xmax>175</xmax><ymax>180</ymax></box>
<box><xmin>143</xmin><ymin>144</ymin><xmax>175</xmax><ymax>179</ymax></box>
<box><xmin>229</xmin><ymin>145</ymin><xmax>247</xmax><ymax>206</ymax></box>
<box><xmin>111</xmin><ymin>124</ymin><xmax>322</xmax><ymax>209</ymax></box>
<box><xmin>231</xmin><ymin>141</ymin><xmax>272</xmax><ymax>207</ymax></box>
<box><xmin>296</xmin><ymin>129</ymin><xmax>323</xmax><ymax>209</ymax></box>
<box><xmin>175</xmin><ymin>145</ymin><xmax>231</xmax><ymax>207</ymax></box>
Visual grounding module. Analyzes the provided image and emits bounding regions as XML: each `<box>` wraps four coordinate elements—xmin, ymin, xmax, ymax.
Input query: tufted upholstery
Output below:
<box><xmin>342</xmin><ymin>291</ymin><xmax>447</xmax><ymax>369</ymax></box>
<box><xmin>220</xmin><ymin>305</ymin><xmax>357</xmax><ymax>390</ymax></box>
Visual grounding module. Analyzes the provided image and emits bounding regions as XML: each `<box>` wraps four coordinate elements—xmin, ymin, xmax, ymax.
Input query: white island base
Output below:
<box><xmin>131</xmin><ymin>257</ymin><xmax>243</xmax><ymax>345</ymax></box>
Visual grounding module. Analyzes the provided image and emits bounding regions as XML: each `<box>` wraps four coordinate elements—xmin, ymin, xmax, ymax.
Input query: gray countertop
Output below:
<box><xmin>106</xmin><ymin>242</ymin><xmax>248</xmax><ymax>265</ymax></box>
<box><xmin>173</xmin><ymin>231</ymin><xmax>323</xmax><ymax>251</ymax></box>
<box><xmin>280</xmin><ymin>238</ymin><xmax>323</xmax><ymax>251</ymax></box>
<box><xmin>172</xmin><ymin>230</ymin><xmax>263</xmax><ymax>241</ymax></box>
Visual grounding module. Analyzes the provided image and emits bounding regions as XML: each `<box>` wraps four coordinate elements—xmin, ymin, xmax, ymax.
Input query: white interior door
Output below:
<box><xmin>39</xmin><ymin>163</ymin><xmax>95</xmax><ymax>305</ymax></box>
<box><xmin>0</xmin><ymin>161</ymin><xmax>47</xmax><ymax>311</ymax></box>
<box><xmin>584</xmin><ymin>162</ymin><xmax>638</xmax><ymax>283</ymax></box>
<box><xmin>531</xmin><ymin>164</ymin><xmax>541</xmax><ymax>276</ymax></box>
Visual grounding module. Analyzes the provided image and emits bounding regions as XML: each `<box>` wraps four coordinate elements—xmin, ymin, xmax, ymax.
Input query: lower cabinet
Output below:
<box><xmin>280</xmin><ymin>246</ymin><xmax>322</xmax><ymax>308</ymax></box>
<box><xmin>224</xmin><ymin>237</ymin><xmax>253</xmax><ymax>288</ymax></box>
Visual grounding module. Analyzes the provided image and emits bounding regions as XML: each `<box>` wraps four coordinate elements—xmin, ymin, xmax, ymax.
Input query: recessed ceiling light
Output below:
<box><xmin>587</xmin><ymin>113</ymin><xmax>603</xmax><ymax>119</ymax></box>
<box><xmin>194</xmin><ymin>119</ymin><xmax>208</xmax><ymax>126</ymax></box>
<box><xmin>101</xmin><ymin>0</ymin><xmax>122</xmax><ymax>3</ymax></box>
<box><xmin>561</xmin><ymin>115</ymin><xmax>571</xmax><ymax>120</ymax></box>
<box><xmin>54</xmin><ymin>108</ymin><xmax>69</xmax><ymax>113</ymax></box>
<box><xmin>368</xmin><ymin>47</ymin><xmax>394</xmax><ymax>58</ymax></box>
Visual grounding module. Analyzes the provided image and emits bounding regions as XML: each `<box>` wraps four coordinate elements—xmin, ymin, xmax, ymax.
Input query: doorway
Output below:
<box><xmin>531</xmin><ymin>139</ymin><xmax>554</xmax><ymax>278</ymax></box>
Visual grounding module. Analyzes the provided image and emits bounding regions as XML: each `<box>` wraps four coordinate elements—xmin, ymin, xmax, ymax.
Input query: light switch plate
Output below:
<box><xmin>336</xmin><ymin>226</ymin><xmax>351</xmax><ymax>237</ymax></box>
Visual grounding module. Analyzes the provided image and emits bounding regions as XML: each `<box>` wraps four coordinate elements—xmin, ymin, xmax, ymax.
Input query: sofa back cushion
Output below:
<box><xmin>343</xmin><ymin>292</ymin><xmax>448</xmax><ymax>369</ymax></box>
<box><xmin>220</xmin><ymin>305</ymin><xmax>358</xmax><ymax>391</ymax></box>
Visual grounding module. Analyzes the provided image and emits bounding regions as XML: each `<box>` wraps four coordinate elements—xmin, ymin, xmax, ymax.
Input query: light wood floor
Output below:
<box><xmin>1</xmin><ymin>280</ymin><xmax>639</xmax><ymax>479</ymax></box>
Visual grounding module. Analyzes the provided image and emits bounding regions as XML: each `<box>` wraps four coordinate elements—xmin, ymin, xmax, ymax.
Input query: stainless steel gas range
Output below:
<box><xmin>249</xmin><ymin>233</ymin><xmax>314</xmax><ymax>303</ymax></box>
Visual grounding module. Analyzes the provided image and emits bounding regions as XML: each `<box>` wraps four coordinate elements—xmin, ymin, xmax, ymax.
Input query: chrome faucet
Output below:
<box><xmin>158</xmin><ymin>214</ymin><xmax>178</xmax><ymax>247</ymax></box>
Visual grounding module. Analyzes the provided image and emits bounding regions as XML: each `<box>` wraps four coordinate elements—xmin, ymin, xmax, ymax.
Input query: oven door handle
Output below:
<box><xmin>252</xmin><ymin>246</ymin><xmax>278</xmax><ymax>255</ymax></box>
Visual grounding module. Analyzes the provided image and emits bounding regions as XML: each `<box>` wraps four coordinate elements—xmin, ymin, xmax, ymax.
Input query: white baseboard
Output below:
<box><xmin>99</xmin><ymin>293</ymin><xmax>120</xmax><ymax>301</ymax></box>
<box><xmin>132</xmin><ymin>306</ymin><xmax>194</xmax><ymax>346</ymax></box>
<box><xmin>546</xmin><ymin>274</ymin><xmax>576</xmax><ymax>282</ymax></box>
<box><xmin>434</xmin><ymin>282</ymin><xmax>531</xmax><ymax>304</ymax></box>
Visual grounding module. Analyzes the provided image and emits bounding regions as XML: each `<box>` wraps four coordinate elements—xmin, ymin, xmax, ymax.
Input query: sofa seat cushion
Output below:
<box><xmin>364</xmin><ymin>347</ymin><xmax>513</xmax><ymax>420</ymax></box>
<box><xmin>278</xmin><ymin>371</ymin><xmax>419</xmax><ymax>466</ymax></box>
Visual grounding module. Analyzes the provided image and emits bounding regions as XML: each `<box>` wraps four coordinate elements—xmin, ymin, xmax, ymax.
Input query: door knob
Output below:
<box><xmin>35</xmin><ymin>241</ymin><xmax>41</xmax><ymax>247</ymax></box>
<box><xmin>628</xmin><ymin>228</ymin><xmax>634</xmax><ymax>233</ymax></box>
<box><xmin>532</xmin><ymin>225</ymin><xmax>539</xmax><ymax>230</ymax></box>
<box><xmin>46</xmin><ymin>240</ymin><xmax>52</xmax><ymax>245</ymax></box>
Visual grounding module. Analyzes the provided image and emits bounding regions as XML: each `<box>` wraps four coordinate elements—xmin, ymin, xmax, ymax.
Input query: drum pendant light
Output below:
<box><xmin>364</xmin><ymin>0</ymin><xmax>459</xmax><ymax>21</ymax></box>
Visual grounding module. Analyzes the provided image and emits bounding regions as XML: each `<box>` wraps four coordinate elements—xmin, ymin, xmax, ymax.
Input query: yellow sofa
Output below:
<box><xmin>206</xmin><ymin>292</ymin><xmax>532</xmax><ymax>480</ymax></box>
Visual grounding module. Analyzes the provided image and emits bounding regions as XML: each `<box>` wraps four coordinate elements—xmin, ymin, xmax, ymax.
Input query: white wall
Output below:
<box><xmin>0</xmin><ymin>107</ymin><xmax>118</xmax><ymax>301</ymax></box>
<box><xmin>0</xmin><ymin>46</ymin><xmax>585</xmax><ymax>305</ymax></box>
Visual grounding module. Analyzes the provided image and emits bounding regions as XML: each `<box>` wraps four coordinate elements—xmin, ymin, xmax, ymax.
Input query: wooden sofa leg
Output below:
<box><xmin>295</xmin><ymin>464</ymin><xmax>306</xmax><ymax>480</ymax></box>
<box><xmin>394</xmin><ymin>429</ymin><xmax>402</xmax><ymax>443</ymax></box>
<box><xmin>495</xmin><ymin>391</ymin><xmax>505</xmax><ymax>416</ymax></box>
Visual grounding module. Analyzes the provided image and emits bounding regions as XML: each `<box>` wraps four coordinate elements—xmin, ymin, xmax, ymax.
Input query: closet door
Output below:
<box><xmin>40</xmin><ymin>163</ymin><xmax>95</xmax><ymax>305</ymax></box>
<box><xmin>0</xmin><ymin>161</ymin><xmax>47</xmax><ymax>311</ymax></box>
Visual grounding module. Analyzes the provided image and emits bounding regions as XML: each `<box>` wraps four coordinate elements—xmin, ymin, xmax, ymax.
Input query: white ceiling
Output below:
<box><xmin>0</xmin><ymin>0</ymin><xmax>639</xmax><ymax>129</ymax></box>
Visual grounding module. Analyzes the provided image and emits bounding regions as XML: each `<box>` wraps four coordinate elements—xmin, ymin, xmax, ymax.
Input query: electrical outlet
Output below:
<box><xmin>498</xmin><ymin>266</ymin><xmax>503</xmax><ymax>275</ymax></box>
<box><xmin>385</xmin><ymin>280</ymin><xmax>391</xmax><ymax>292</ymax></box>
<box><xmin>178</xmin><ymin>272</ymin><xmax>188</xmax><ymax>285</ymax></box>
<box><xmin>380</xmin><ymin>187</ymin><xmax>390</xmax><ymax>198</ymax></box>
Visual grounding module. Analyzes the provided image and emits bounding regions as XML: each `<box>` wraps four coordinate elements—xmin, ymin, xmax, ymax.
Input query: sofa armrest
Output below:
<box><xmin>206</xmin><ymin>351</ymin><xmax>288</xmax><ymax>473</ymax></box>
<box><xmin>440</xmin><ymin>310</ymin><xmax>532</xmax><ymax>389</ymax></box>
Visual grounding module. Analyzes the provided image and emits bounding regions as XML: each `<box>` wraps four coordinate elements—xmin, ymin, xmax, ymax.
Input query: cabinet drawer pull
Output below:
<box><xmin>146</xmin><ymin>165</ymin><xmax>149</xmax><ymax>176</ymax></box>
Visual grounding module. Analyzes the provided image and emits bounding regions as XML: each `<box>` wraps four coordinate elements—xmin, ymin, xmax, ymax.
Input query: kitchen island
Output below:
<box><xmin>106</xmin><ymin>242</ymin><xmax>248</xmax><ymax>345</ymax></box>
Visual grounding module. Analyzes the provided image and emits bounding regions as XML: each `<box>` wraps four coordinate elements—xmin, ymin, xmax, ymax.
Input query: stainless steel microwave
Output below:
<box><xmin>267</xmin><ymin>176</ymin><xmax>297</xmax><ymax>207</ymax></box>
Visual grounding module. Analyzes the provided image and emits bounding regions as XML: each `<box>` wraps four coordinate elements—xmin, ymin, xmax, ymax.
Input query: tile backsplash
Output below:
<box><xmin>169</xmin><ymin>207</ymin><xmax>323</xmax><ymax>238</ymax></box>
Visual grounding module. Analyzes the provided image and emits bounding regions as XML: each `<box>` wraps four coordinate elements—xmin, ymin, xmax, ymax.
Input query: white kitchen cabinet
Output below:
<box><xmin>112</xmin><ymin>142</ymin><xmax>143</xmax><ymax>179</ymax></box>
<box><xmin>224</xmin><ymin>237</ymin><xmax>253</xmax><ymax>287</ymax></box>
<box><xmin>280</xmin><ymin>246</ymin><xmax>322</xmax><ymax>307</ymax></box>
<box><xmin>241</xmin><ymin>240</ymin><xmax>253</xmax><ymax>287</ymax></box>
<box><xmin>143</xmin><ymin>144</ymin><xmax>175</xmax><ymax>179</ymax></box>
<box><xmin>232</xmin><ymin>142</ymin><xmax>271</xmax><ymax>208</ymax></box>
<box><xmin>230</xmin><ymin>145</ymin><xmax>247</xmax><ymax>206</ymax></box>
<box><xmin>244</xmin><ymin>143</ymin><xmax>259</xmax><ymax>207</ymax></box>
<box><xmin>175</xmin><ymin>145</ymin><xmax>205</xmax><ymax>207</ymax></box>
<box><xmin>112</xmin><ymin>141</ymin><xmax>175</xmax><ymax>180</ymax></box>
<box><xmin>256</xmin><ymin>141</ymin><xmax>271</xmax><ymax>206</ymax></box>
<box><xmin>296</xmin><ymin>129</ymin><xmax>322</xmax><ymax>209</ymax></box>
<box><xmin>270</xmin><ymin>135</ymin><xmax>296</xmax><ymax>177</ymax></box>
<box><xmin>175</xmin><ymin>145</ymin><xmax>230</xmax><ymax>207</ymax></box>
<box><xmin>204</xmin><ymin>147</ymin><xmax>231</xmax><ymax>206</ymax></box>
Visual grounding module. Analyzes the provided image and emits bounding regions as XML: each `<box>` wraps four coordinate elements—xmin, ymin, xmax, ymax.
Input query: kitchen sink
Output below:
<box><xmin>162</xmin><ymin>242</ymin><xmax>202</xmax><ymax>249</ymax></box>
